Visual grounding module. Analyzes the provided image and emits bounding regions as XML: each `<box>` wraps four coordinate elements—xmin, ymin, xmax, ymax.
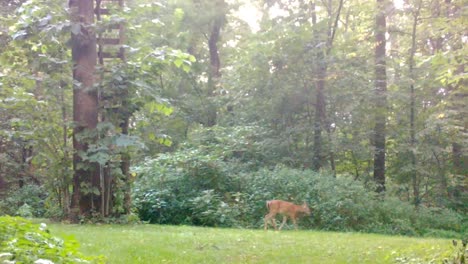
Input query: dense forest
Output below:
<box><xmin>0</xmin><ymin>0</ymin><xmax>466</xmax><ymax>236</ymax></box>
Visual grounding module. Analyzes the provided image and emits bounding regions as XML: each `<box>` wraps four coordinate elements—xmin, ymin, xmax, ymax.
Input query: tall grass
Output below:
<box><xmin>49</xmin><ymin>223</ymin><xmax>456</xmax><ymax>264</ymax></box>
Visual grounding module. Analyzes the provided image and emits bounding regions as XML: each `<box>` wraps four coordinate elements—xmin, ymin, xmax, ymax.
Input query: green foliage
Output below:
<box><xmin>132</xmin><ymin>125</ymin><xmax>264</xmax><ymax>226</ymax></box>
<box><xmin>189</xmin><ymin>189</ymin><xmax>244</xmax><ymax>227</ymax></box>
<box><xmin>0</xmin><ymin>0</ymin><xmax>74</xmax><ymax>219</ymax></box>
<box><xmin>445</xmin><ymin>240</ymin><xmax>467</xmax><ymax>264</ymax></box>
<box><xmin>394</xmin><ymin>239</ymin><xmax>467</xmax><ymax>264</ymax></box>
<box><xmin>0</xmin><ymin>0</ymin><xmax>465</xmax><ymax>233</ymax></box>
<box><xmin>0</xmin><ymin>216</ymin><xmax>105</xmax><ymax>263</ymax></box>
<box><xmin>0</xmin><ymin>184</ymin><xmax>47</xmax><ymax>217</ymax></box>
<box><xmin>133</xmin><ymin>154</ymin><xmax>465</xmax><ymax>236</ymax></box>
<box><xmin>131</xmin><ymin>125</ymin><xmax>465</xmax><ymax>235</ymax></box>
<box><xmin>16</xmin><ymin>203</ymin><xmax>33</xmax><ymax>218</ymax></box>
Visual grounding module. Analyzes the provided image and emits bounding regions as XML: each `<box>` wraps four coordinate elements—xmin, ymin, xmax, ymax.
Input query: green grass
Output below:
<box><xmin>48</xmin><ymin>224</ymin><xmax>455</xmax><ymax>264</ymax></box>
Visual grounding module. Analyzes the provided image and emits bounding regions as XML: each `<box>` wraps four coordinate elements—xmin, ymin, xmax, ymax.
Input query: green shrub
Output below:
<box><xmin>415</xmin><ymin>206</ymin><xmax>464</xmax><ymax>233</ymax></box>
<box><xmin>16</xmin><ymin>203</ymin><xmax>33</xmax><ymax>218</ymax></box>
<box><xmin>0</xmin><ymin>216</ymin><xmax>105</xmax><ymax>263</ymax></box>
<box><xmin>0</xmin><ymin>184</ymin><xmax>47</xmax><ymax>217</ymax></box>
<box><xmin>132</xmin><ymin>158</ymin><xmax>194</xmax><ymax>224</ymax></box>
<box><xmin>132</xmin><ymin>156</ymin><xmax>465</xmax><ymax>236</ymax></box>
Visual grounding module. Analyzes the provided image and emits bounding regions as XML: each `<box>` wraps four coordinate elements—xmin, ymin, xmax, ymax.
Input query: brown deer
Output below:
<box><xmin>264</xmin><ymin>200</ymin><xmax>311</xmax><ymax>230</ymax></box>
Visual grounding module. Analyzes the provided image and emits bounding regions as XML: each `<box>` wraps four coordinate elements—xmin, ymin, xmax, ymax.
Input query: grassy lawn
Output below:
<box><xmin>48</xmin><ymin>223</ymin><xmax>456</xmax><ymax>264</ymax></box>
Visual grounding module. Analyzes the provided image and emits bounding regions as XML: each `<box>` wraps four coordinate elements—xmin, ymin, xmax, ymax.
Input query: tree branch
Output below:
<box><xmin>326</xmin><ymin>0</ymin><xmax>344</xmax><ymax>55</ymax></box>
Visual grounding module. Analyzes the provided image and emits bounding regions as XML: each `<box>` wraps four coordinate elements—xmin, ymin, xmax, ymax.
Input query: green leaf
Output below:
<box><xmin>182</xmin><ymin>64</ymin><xmax>191</xmax><ymax>73</ymax></box>
<box><xmin>158</xmin><ymin>137</ymin><xmax>172</xmax><ymax>147</ymax></box>
<box><xmin>188</xmin><ymin>55</ymin><xmax>196</xmax><ymax>62</ymax></box>
<box><xmin>156</xmin><ymin>104</ymin><xmax>173</xmax><ymax>116</ymax></box>
<box><xmin>86</xmin><ymin>152</ymin><xmax>111</xmax><ymax>165</ymax></box>
<box><xmin>148</xmin><ymin>132</ymin><xmax>156</xmax><ymax>141</ymax></box>
<box><xmin>174</xmin><ymin>8</ymin><xmax>185</xmax><ymax>21</ymax></box>
<box><xmin>174</xmin><ymin>58</ymin><xmax>183</xmax><ymax>68</ymax></box>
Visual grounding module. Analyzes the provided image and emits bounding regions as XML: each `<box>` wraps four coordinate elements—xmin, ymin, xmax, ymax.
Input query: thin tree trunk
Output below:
<box><xmin>60</xmin><ymin>79</ymin><xmax>71</xmax><ymax>216</ymax></box>
<box><xmin>373</xmin><ymin>0</ymin><xmax>387</xmax><ymax>193</ymax></box>
<box><xmin>351</xmin><ymin>151</ymin><xmax>361</xmax><ymax>180</ymax></box>
<box><xmin>205</xmin><ymin>0</ymin><xmax>226</xmax><ymax>127</ymax></box>
<box><xmin>409</xmin><ymin>1</ymin><xmax>422</xmax><ymax>206</ymax></box>
<box><xmin>120</xmin><ymin>112</ymin><xmax>132</xmax><ymax>214</ymax></box>
<box><xmin>311</xmin><ymin>0</ymin><xmax>343</xmax><ymax>173</ymax></box>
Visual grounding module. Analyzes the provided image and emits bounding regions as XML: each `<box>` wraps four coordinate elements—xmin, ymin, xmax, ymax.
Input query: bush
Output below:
<box><xmin>132</xmin><ymin>157</ymin><xmax>465</xmax><ymax>236</ymax></box>
<box><xmin>132</xmin><ymin>156</ymin><xmax>249</xmax><ymax>227</ymax></box>
<box><xmin>0</xmin><ymin>216</ymin><xmax>105</xmax><ymax>263</ymax></box>
<box><xmin>132</xmin><ymin>157</ymin><xmax>194</xmax><ymax>224</ymax></box>
<box><xmin>0</xmin><ymin>184</ymin><xmax>47</xmax><ymax>217</ymax></box>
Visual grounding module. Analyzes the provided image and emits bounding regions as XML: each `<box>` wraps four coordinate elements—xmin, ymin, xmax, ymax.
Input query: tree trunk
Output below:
<box><xmin>60</xmin><ymin>79</ymin><xmax>71</xmax><ymax>216</ymax></box>
<box><xmin>69</xmin><ymin>0</ymin><xmax>99</xmax><ymax>220</ymax></box>
<box><xmin>409</xmin><ymin>2</ymin><xmax>422</xmax><ymax>205</ymax></box>
<box><xmin>310</xmin><ymin>0</ymin><xmax>343</xmax><ymax>173</ymax></box>
<box><xmin>373</xmin><ymin>0</ymin><xmax>387</xmax><ymax>193</ymax></box>
<box><xmin>205</xmin><ymin>0</ymin><xmax>226</xmax><ymax>127</ymax></box>
<box><xmin>120</xmin><ymin>113</ymin><xmax>132</xmax><ymax>214</ymax></box>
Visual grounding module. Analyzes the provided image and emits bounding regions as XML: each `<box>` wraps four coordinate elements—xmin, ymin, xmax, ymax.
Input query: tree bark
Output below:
<box><xmin>409</xmin><ymin>1</ymin><xmax>422</xmax><ymax>205</ymax></box>
<box><xmin>373</xmin><ymin>0</ymin><xmax>387</xmax><ymax>193</ymax></box>
<box><xmin>120</xmin><ymin>112</ymin><xmax>132</xmax><ymax>214</ymax></box>
<box><xmin>69</xmin><ymin>0</ymin><xmax>99</xmax><ymax>220</ymax></box>
<box><xmin>311</xmin><ymin>0</ymin><xmax>343</xmax><ymax>173</ymax></box>
<box><xmin>204</xmin><ymin>0</ymin><xmax>226</xmax><ymax>127</ymax></box>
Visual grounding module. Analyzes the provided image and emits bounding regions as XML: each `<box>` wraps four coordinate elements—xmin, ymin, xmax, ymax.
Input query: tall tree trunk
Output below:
<box><xmin>310</xmin><ymin>0</ymin><xmax>343</xmax><ymax>173</ymax></box>
<box><xmin>311</xmin><ymin>1</ymin><xmax>324</xmax><ymax>171</ymax></box>
<box><xmin>205</xmin><ymin>0</ymin><xmax>226</xmax><ymax>127</ymax></box>
<box><xmin>120</xmin><ymin>107</ymin><xmax>132</xmax><ymax>214</ymax></box>
<box><xmin>449</xmin><ymin>70</ymin><xmax>467</xmax><ymax>204</ymax></box>
<box><xmin>60</xmin><ymin>79</ymin><xmax>71</xmax><ymax>216</ymax></box>
<box><xmin>373</xmin><ymin>0</ymin><xmax>387</xmax><ymax>193</ymax></box>
<box><xmin>208</xmin><ymin>21</ymin><xmax>221</xmax><ymax>82</ymax></box>
<box><xmin>69</xmin><ymin>0</ymin><xmax>99</xmax><ymax>220</ymax></box>
<box><xmin>409</xmin><ymin>1</ymin><xmax>422</xmax><ymax>205</ymax></box>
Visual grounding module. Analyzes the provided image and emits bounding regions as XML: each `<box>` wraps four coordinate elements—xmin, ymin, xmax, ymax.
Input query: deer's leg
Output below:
<box><xmin>264</xmin><ymin>213</ymin><xmax>276</xmax><ymax>230</ymax></box>
<box><xmin>292</xmin><ymin>217</ymin><xmax>298</xmax><ymax>230</ymax></box>
<box><xmin>272</xmin><ymin>217</ymin><xmax>277</xmax><ymax>230</ymax></box>
<box><xmin>264</xmin><ymin>215</ymin><xmax>269</xmax><ymax>230</ymax></box>
<box><xmin>279</xmin><ymin>215</ymin><xmax>288</xmax><ymax>230</ymax></box>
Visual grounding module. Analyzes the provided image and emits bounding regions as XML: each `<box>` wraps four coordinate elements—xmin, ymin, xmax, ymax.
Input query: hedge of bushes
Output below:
<box><xmin>133</xmin><ymin>157</ymin><xmax>466</xmax><ymax>238</ymax></box>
